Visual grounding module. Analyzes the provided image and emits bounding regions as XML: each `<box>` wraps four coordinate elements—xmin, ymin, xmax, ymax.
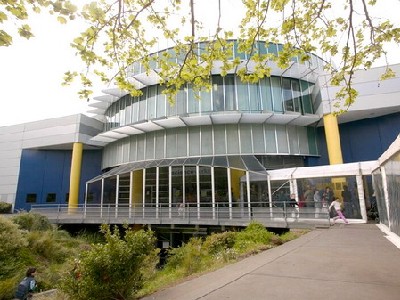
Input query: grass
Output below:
<box><xmin>2</xmin><ymin>214</ymin><xmax>308</xmax><ymax>300</ymax></box>
<box><xmin>136</xmin><ymin>228</ymin><xmax>309</xmax><ymax>298</ymax></box>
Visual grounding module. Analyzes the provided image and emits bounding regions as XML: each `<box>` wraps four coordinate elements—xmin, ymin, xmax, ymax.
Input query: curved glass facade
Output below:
<box><xmin>104</xmin><ymin>74</ymin><xmax>315</xmax><ymax>131</ymax></box>
<box><xmin>87</xmin><ymin>40</ymin><xmax>323</xmax><ymax>213</ymax></box>
<box><xmin>102</xmin><ymin>124</ymin><xmax>317</xmax><ymax>168</ymax></box>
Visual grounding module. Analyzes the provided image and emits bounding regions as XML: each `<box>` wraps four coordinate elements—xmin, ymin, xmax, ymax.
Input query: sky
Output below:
<box><xmin>0</xmin><ymin>0</ymin><xmax>399</xmax><ymax>127</ymax></box>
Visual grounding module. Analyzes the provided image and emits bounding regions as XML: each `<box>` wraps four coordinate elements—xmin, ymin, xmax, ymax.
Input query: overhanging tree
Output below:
<box><xmin>1</xmin><ymin>0</ymin><xmax>399</xmax><ymax>108</ymax></box>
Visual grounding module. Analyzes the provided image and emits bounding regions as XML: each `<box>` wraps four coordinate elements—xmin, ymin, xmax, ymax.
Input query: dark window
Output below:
<box><xmin>86</xmin><ymin>192</ymin><xmax>94</xmax><ymax>203</ymax></box>
<box><xmin>46</xmin><ymin>193</ymin><xmax>56</xmax><ymax>203</ymax></box>
<box><xmin>65</xmin><ymin>193</ymin><xmax>69</xmax><ymax>203</ymax></box>
<box><xmin>26</xmin><ymin>194</ymin><xmax>37</xmax><ymax>203</ymax></box>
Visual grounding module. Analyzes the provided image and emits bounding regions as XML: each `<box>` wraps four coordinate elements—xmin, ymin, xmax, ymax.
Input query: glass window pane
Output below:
<box><xmin>288</xmin><ymin>126</ymin><xmax>299</xmax><ymax>154</ymax></box>
<box><xmin>176</xmin><ymin>127</ymin><xmax>187</xmax><ymax>157</ymax></box>
<box><xmin>212</xmin><ymin>76</ymin><xmax>224</xmax><ymax>111</ymax></box>
<box><xmin>132</xmin><ymin>97</ymin><xmax>139</xmax><ymax>123</ymax></box>
<box><xmin>271</xmin><ymin>77</ymin><xmax>283</xmax><ymax>112</ymax></box>
<box><xmin>119</xmin><ymin>97</ymin><xmax>126</xmax><ymax>126</ymax></box>
<box><xmin>249</xmin><ymin>82</ymin><xmax>260</xmax><ymax>111</ymax></box>
<box><xmin>137</xmin><ymin>135</ymin><xmax>145</xmax><ymax>160</ymax></box>
<box><xmin>237</xmin><ymin>76</ymin><xmax>249</xmax><ymax>111</ymax></box>
<box><xmin>215</xmin><ymin>167</ymin><xmax>228</xmax><ymax>205</ymax></box>
<box><xmin>166</xmin><ymin>130</ymin><xmax>177</xmax><ymax>158</ymax></box>
<box><xmin>277</xmin><ymin>44</ymin><xmax>283</xmax><ymax>55</ymax></box>
<box><xmin>301</xmin><ymin>80</ymin><xmax>314</xmax><ymax>114</ymax></box>
<box><xmin>226</xmin><ymin>124</ymin><xmax>240</xmax><ymax>154</ymax></box>
<box><xmin>276</xmin><ymin>125</ymin><xmax>289</xmax><ymax>153</ymax></box>
<box><xmin>147</xmin><ymin>86</ymin><xmax>157</xmax><ymax>120</ymax></box>
<box><xmin>240</xmin><ymin>124</ymin><xmax>252</xmax><ymax>153</ymax></box>
<box><xmin>252</xmin><ymin>125</ymin><xmax>265</xmax><ymax>153</ymax></box>
<box><xmin>158</xmin><ymin>167</ymin><xmax>169</xmax><ymax>204</ymax></box>
<box><xmin>185</xmin><ymin>166</ymin><xmax>197</xmax><ymax>204</ymax></box>
<box><xmin>176</xmin><ymin>86</ymin><xmax>187</xmax><ymax>115</ymax></box>
<box><xmin>189</xmin><ymin>127</ymin><xmax>200</xmax><ymax>156</ymax></box>
<box><xmin>155</xmin><ymin>131</ymin><xmax>165</xmax><ymax>159</ymax></box>
<box><xmin>146</xmin><ymin>132</ymin><xmax>155</xmax><ymax>160</ymax></box>
<box><xmin>200</xmin><ymin>79</ymin><xmax>212</xmax><ymax>113</ymax></box>
<box><xmin>122</xmin><ymin>140</ymin><xmax>129</xmax><ymax>162</ymax></box>
<box><xmin>167</xmin><ymin>96</ymin><xmax>177</xmax><ymax>116</ymax></box>
<box><xmin>129</xmin><ymin>136</ymin><xmax>137</xmax><ymax>161</ymax></box>
<box><xmin>234</xmin><ymin>41</ymin><xmax>246</xmax><ymax>60</ymax></box>
<box><xmin>188</xmin><ymin>84</ymin><xmax>200</xmax><ymax>114</ymax></box>
<box><xmin>298</xmin><ymin>126</ymin><xmax>310</xmax><ymax>154</ymax></box>
<box><xmin>267</xmin><ymin>43</ymin><xmax>278</xmax><ymax>56</ymax></box>
<box><xmin>264</xmin><ymin>124</ymin><xmax>277</xmax><ymax>153</ymax></box>
<box><xmin>257</xmin><ymin>41</ymin><xmax>268</xmax><ymax>55</ymax></box>
<box><xmin>138</xmin><ymin>94</ymin><xmax>146</xmax><ymax>121</ymax></box>
<box><xmin>201</xmin><ymin>126</ymin><xmax>213</xmax><ymax>155</ymax></box>
<box><xmin>307</xmin><ymin>126</ymin><xmax>318</xmax><ymax>155</ymax></box>
<box><xmin>260</xmin><ymin>77</ymin><xmax>273</xmax><ymax>111</ymax></box>
<box><xmin>144</xmin><ymin>168</ymin><xmax>156</xmax><ymax>205</ymax></box>
<box><xmin>156</xmin><ymin>86</ymin><xmax>167</xmax><ymax>118</ymax></box>
<box><xmin>125</xmin><ymin>95</ymin><xmax>132</xmax><ymax>125</ymax></box>
<box><xmin>282</xmin><ymin>78</ymin><xmax>294</xmax><ymax>112</ymax></box>
<box><xmin>199</xmin><ymin>166</ymin><xmax>211</xmax><ymax>205</ymax></box>
<box><xmin>214</xmin><ymin>126</ymin><xmax>226</xmax><ymax>154</ymax></box>
<box><xmin>291</xmin><ymin>80</ymin><xmax>301</xmax><ymax>113</ymax></box>
<box><xmin>225</xmin><ymin>75</ymin><xmax>236</xmax><ymax>111</ymax></box>
<box><xmin>171</xmin><ymin>166</ymin><xmax>183</xmax><ymax>206</ymax></box>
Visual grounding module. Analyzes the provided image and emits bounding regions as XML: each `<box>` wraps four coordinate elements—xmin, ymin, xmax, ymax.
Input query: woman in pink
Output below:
<box><xmin>329</xmin><ymin>197</ymin><xmax>349</xmax><ymax>224</ymax></box>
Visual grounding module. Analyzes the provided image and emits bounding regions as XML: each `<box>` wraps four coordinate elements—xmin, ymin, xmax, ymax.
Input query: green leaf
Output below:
<box><xmin>0</xmin><ymin>30</ymin><xmax>13</xmax><ymax>47</ymax></box>
<box><xmin>57</xmin><ymin>16</ymin><xmax>67</xmax><ymax>24</ymax></box>
<box><xmin>17</xmin><ymin>24</ymin><xmax>34</xmax><ymax>39</ymax></box>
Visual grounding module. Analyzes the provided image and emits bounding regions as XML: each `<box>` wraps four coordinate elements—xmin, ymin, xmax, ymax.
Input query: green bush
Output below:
<box><xmin>0</xmin><ymin>275</ymin><xmax>20</xmax><ymax>300</ymax></box>
<box><xmin>234</xmin><ymin>221</ymin><xmax>278</xmax><ymax>253</ymax></box>
<box><xmin>203</xmin><ymin>231</ymin><xmax>236</xmax><ymax>255</ymax></box>
<box><xmin>12</xmin><ymin>212</ymin><xmax>53</xmax><ymax>231</ymax></box>
<box><xmin>0</xmin><ymin>217</ymin><xmax>29</xmax><ymax>275</ymax></box>
<box><xmin>0</xmin><ymin>217</ymin><xmax>30</xmax><ymax>299</ymax></box>
<box><xmin>59</xmin><ymin>225</ymin><xmax>158</xmax><ymax>300</ymax></box>
<box><xmin>164</xmin><ymin>237</ymin><xmax>206</xmax><ymax>276</ymax></box>
<box><xmin>0</xmin><ymin>202</ymin><xmax>12</xmax><ymax>214</ymax></box>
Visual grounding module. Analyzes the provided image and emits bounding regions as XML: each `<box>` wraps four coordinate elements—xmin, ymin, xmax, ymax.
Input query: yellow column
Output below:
<box><xmin>323</xmin><ymin>114</ymin><xmax>343</xmax><ymax>165</ymax></box>
<box><xmin>69</xmin><ymin>142</ymin><xmax>83</xmax><ymax>210</ymax></box>
<box><xmin>323</xmin><ymin>114</ymin><xmax>345</xmax><ymax>197</ymax></box>
<box><xmin>132</xmin><ymin>169</ymin><xmax>143</xmax><ymax>204</ymax></box>
<box><xmin>230</xmin><ymin>169</ymin><xmax>245</xmax><ymax>202</ymax></box>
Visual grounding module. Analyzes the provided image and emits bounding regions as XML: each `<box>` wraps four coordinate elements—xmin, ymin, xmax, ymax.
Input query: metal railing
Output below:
<box><xmin>30</xmin><ymin>201</ymin><xmax>331</xmax><ymax>228</ymax></box>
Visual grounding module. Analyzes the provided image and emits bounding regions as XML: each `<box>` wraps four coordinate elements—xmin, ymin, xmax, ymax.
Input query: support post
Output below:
<box><xmin>68</xmin><ymin>142</ymin><xmax>83</xmax><ymax>212</ymax></box>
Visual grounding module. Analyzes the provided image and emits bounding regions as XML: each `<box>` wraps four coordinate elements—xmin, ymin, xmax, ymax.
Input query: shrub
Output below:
<box><xmin>12</xmin><ymin>212</ymin><xmax>53</xmax><ymax>231</ymax></box>
<box><xmin>26</xmin><ymin>231</ymin><xmax>70</xmax><ymax>264</ymax></box>
<box><xmin>164</xmin><ymin>237</ymin><xmax>206</xmax><ymax>276</ymax></box>
<box><xmin>234</xmin><ymin>221</ymin><xmax>277</xmax><ymax>253</ymax></box>
<box><xmin>0</xmin><ymin>216</ymin><xmax>28</xmax><ymax>270</ymax></box>
<box><xmin>0</xmin><ymin>202</ymin><xmax>12</xmax><ymax>214</ymax></box>
<box><xmin>59</xmin><ymin>225</ymin><xmax>158</xmax><ymax>300</ymax></box>
<box><xmin>203</xmin><ymin>231</ymin><xmax>236</xmax><ymax>255</ymax></box>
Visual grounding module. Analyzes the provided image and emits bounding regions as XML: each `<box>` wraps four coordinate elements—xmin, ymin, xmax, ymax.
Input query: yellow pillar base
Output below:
<box><xmin>68</xmin><ymin>142</ymin><xmax>83</xmax><ymax>212</ymax></box>
<box><xmin>323</xmin><ymin>114</ymin><xmax>343</xmax><ymax>165</ymax></box>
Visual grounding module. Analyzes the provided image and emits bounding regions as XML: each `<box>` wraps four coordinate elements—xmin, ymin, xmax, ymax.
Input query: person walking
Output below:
<box><xmin>329</xmin><ymin>197</ymin><xmax>349</xmax><ymax>224</ymax></box>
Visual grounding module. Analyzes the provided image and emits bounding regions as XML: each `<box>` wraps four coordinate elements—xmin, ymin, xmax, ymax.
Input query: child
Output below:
<box><xmin>329</xmin><ymin>197</ymin><xmax>349</xmax><ymax>224</ymax></box>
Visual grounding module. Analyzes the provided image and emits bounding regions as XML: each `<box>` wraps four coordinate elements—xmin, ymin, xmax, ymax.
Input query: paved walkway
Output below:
<box><xmin>141</xmin><ymin>224</ymin><xmax>400</xmax><ymax>300</ymax></box>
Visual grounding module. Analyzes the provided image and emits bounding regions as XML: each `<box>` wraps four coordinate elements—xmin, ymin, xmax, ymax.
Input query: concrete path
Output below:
<box><xmin>141</xmin><ymin>224</ymin><xmax>400</xmax><ymax>300</ymax></box>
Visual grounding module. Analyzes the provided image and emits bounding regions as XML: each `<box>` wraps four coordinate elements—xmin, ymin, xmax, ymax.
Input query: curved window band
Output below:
<box><xmin>104</xmin><ymin>75</ymin><xmax>315</xmax><ymax>131</ymax></box>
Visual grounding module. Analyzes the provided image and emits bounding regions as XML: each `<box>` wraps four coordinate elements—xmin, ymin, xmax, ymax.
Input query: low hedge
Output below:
<box><xmin>0</xmin><ymin>202</ymin><xmax>12</xmax><ymax>214</ymax></box>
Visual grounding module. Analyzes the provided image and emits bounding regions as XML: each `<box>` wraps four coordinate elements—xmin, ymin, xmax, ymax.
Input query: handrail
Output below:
<box><xmin>30</xmin><ymin>201</ymin><xmax>331</xmax><ymax>228</ymax></box>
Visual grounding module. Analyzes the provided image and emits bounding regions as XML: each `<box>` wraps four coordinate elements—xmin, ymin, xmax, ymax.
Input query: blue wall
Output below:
<box><xmin>306</xmin><ymin>112</ymin><xmax>400</xmax><ymax>166</ymax></box>
<box><xmin>15</xmin><ymin>149</ymin><xmax>102</xmax><ymax>211</ymax></box>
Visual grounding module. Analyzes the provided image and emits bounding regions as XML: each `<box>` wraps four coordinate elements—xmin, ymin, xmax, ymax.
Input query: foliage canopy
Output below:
<box><xmin>1</xmin><ymin>0</ymin><xmax>399</xmax><ymax>108</ymax></box>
